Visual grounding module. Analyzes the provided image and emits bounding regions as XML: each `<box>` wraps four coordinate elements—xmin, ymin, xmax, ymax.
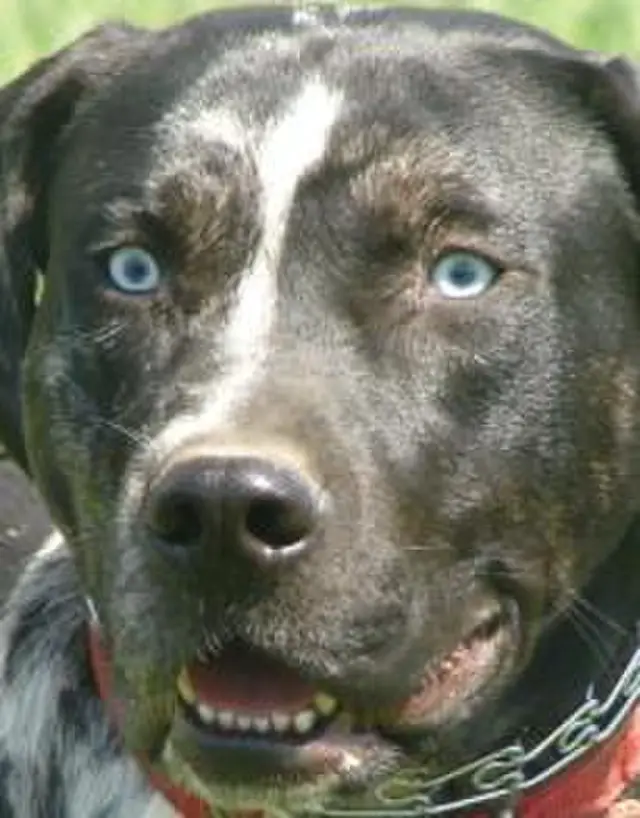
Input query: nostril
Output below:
<box><xmin>145</xmin><ymin>454</ymin><xmax>324</xmax><ymax>565</ymax></box>
<box><xmin>245</xmin><ymin>495</ymin><xmax>316</xmax><ymax>549</ymax></box>
<box><xmin>149</xmin><ymin>491</ymin><xmax>205</xmax><ymax>547</ymax></box>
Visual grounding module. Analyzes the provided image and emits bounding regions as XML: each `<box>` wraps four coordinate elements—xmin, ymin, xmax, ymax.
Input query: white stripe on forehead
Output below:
<box><xmin>150</xmin><ymin>79</ymin><xmax>342</xmax><ymax>458</ymax></box>
<box><xmin>224</xmin><ymin>79</ymin><xmax>342</xmax><ymax>362</ymax></box>
<box><xmin>208</xmin><ymin>78</ymin><xmax>342</xmax><ymax>428</ymax></box>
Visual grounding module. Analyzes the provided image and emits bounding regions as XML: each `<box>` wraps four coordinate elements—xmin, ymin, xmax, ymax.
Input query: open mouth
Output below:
<box><xmin>177</xmin><ymin>647</ymin><xmax>340</xmax><ymax>743</ymax></box>
<box><xmin>175</xmin><ymin>609</ymin><xmax>511</xmax><ymax>749</ymax></box>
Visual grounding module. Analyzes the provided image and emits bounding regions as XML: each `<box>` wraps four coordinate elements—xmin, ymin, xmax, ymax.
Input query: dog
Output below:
<box><xmin>4</xmin><ymin>4</ymin><xmax>640</xmax><ymax>816</ymax></box>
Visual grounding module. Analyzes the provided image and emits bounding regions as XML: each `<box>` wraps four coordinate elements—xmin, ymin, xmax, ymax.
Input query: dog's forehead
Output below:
<box><xmin>59</xmin><ymin>16</ymin><xmax>600</xmax><ymax>202</ymax></box>
<box><xmin>137</xmin><ymin>29</ymin><xmax>597</xmax><ymax>246</ymax></box>
<box><xmin>145</xmin><ymin>25</ymin><xmax>554</xmax><ymax>202</ymax></box>
<box><xmin>53</xmin><ymin>17</ymin><xmax>623</xmax><ymax>270</ymax></box>
<box><xmin>153</xmin><ymin>24</ymin><xmax>504</xmax><ymax>144</ymax></box>
<box><xmin>148</xmin><ymin>21</ymin><xmax>598</xmax><ymax>177</ymax></box>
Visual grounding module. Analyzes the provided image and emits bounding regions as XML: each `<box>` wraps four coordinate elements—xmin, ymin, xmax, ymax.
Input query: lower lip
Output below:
<box><xmin>170</xmin><ymin>709</ymin><xmax>372</xmax><ymax>783</ymax></box>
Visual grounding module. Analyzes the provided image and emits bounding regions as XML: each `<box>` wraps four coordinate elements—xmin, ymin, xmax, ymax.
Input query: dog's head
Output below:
<box><xmin>3</xmin><ymin>5</ymin><xmax>640</xmax><ymax>813</ymax></box>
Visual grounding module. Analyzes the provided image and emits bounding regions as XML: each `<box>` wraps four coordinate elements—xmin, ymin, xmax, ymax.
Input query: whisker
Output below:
<box><xmin>56</xmin><ymin>368</ymin><xmax>151</xmax><ymax>448</ymax></box>
<box><xmin>98</xmin><ymin>417</ymin><xmax>151</xmax><ymax>448</ymax></box>
<box><xmin>405</xmin><ymin>545</ymin><xmax>451</xmax><ymax>553</ymax></box>
<box><xmin>566</xmin><ymin>606</ymin><xmax>614</xmax><ymax>671</ymax></box>
<box><xmin>572</xmin><ymin>594</ymin><xmax>629</xmax><ymax>638</ymax></box>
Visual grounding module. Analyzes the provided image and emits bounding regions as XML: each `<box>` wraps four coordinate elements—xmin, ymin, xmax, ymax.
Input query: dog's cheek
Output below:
<box><xmin>587</xmin><ymin>360</ymin><xmax>640</xmax><ymax>505</ymax></box>
<box><xmin>533</xmin><ymin>343</ymin><xmax>640</xmax><ymax>617</ymax></box>
<box><xmin>575</xmin><ymin>357</ymin><xmax>640</xmax><ymax>557</ymax></box>
<box><xmin>21</xmin><ymin>310</ymin><xmax>121</xmax><ymax>594</ymax></box>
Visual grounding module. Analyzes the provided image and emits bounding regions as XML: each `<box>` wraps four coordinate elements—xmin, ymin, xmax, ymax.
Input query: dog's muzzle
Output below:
<box><xmin>87</xmin><ymin>595</ymin><xmax>640</xmax><ymax>818</ymax></box>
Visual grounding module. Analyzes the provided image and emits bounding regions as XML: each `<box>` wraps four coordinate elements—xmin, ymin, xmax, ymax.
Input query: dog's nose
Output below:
<box><xmin>144</xmin><ymin>456</ymin><xmax>323</xmax><ymax>567</ymax></box>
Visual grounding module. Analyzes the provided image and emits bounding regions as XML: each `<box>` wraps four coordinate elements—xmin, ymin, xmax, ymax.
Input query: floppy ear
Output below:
<box><xmin>582</xmin><ymin>53</ymin><xmax>640</xmax><ymax>204</ymax></box>
<box><xmin>0</xmin><ymin>23</ymin><xmax>148</xmax><ymax>472</ymax></box>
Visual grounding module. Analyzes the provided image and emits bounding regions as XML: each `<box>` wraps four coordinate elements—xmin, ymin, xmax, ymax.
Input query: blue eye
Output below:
<box><xmin>106</xmin><ymin>247</ymin><xmax>162</xmax><ymax>294</ymax></box>
<box><xmin>430</xmin><ymin>251</ymin><xmax>499</xmax><ymax>299</ymax></box>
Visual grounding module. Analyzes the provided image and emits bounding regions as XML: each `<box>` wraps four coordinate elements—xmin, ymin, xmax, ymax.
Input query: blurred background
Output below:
<box><xmin>2</xmin><ymin>0</ymin><xmax>639</xmax><ymax>81</ymax></box>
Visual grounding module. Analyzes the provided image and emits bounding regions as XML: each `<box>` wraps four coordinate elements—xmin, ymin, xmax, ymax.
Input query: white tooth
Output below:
<box><xmin>217</xmin><ymin>710</ymin><xmax>235</xmax><ymax>730</ymax></box>
<box><xmin>177</xmin><ymin>670</ymin><xmax>196</xmax><ymax>705</ymax></box>
<box><xmin>252</xmin><ymin>716</ymin><xmax>271</xmax><ymax>733</ymax></box>
<box><xmin>293</xmin><ymin>709</ymin><xmax>317</xmax><ymax>734</ymax></box>
<box><xmin>236</xmin><ymin>714</ymin><xmax>253</xmax><ymax>731</ymax></box>
<box><xmin>314</xmin><ymin>693</ymin><xmax>338</xmax><ymax>717</ymax></box>
<box><xmin>197</xmin><ymin>703</ymin><xmax>216</xmax><ymax>725</ymax></box>
<box><xmin>271</xmin><ymin>712</ymin><xmax>292</xmax><ymax>733</ymax></box>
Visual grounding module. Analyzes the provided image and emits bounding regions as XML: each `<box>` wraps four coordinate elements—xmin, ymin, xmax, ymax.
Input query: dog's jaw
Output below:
<box><xmin>159</xmin><ymin>738</ymin><xmax>348</xmax><ymax>815</ymax></box>
<box><xmin>89</xmin><ymin>589</ymin><xmax>520</xmax><ymax>813</ymax></box>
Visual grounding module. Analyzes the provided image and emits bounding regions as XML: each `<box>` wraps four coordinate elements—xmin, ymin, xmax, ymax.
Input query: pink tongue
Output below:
<box><xmin>189</xmin><ymin>647</ymin><xmax>316</xmax><ymax>713</ymax></box>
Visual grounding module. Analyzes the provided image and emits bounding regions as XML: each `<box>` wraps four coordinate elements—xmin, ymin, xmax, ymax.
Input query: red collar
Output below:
<box><xmin>88</xmin><ymin>624</ymin><xmax>640</xmax><ymax>818</ymax></box>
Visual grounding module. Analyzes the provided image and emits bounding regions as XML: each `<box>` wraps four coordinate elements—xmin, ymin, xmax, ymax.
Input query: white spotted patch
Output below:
<box><xmin>140</xmin><ymin>793</ymin><xmax>180</xmax><ymax>818</ymax></box>
<box><xmin>31</xmin><ymin>529</ymin><xmax>65</xmax><ymax>561</ymax></box>
<box><xmin>188</xmin><ymin>108</ymin><xmax>247</xmax><ymax>151</ymax></box>
<box><xmin>154</xmin><ymin>104</ymin><xmax>248</xmax><ymax>173</ymax></box>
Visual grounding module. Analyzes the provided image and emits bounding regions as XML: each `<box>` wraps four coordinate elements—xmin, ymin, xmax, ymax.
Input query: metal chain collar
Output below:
<box><xmin>312</xmin><ymin>642</ymin><xmax>640</xmax><ymax>818</ymax></box>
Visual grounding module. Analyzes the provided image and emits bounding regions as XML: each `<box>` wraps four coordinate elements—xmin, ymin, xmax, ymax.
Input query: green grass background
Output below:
<box><xmin>2</xmin><ymin>0</ymin><xmax>639</xmax><ymax>82</ymax></box>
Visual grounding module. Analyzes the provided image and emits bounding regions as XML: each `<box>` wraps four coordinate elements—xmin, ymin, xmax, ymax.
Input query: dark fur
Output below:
<box><xmin>3</xmin><ymin>5</ymin><xmax>640</xmax><ymax>816</ymax></box>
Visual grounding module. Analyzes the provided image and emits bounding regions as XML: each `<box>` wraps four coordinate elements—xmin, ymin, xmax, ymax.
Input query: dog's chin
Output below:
<box><xmin>148</xmin><ymin>609</ymin><xmax>518</xmax><ymax>814</ymax></box>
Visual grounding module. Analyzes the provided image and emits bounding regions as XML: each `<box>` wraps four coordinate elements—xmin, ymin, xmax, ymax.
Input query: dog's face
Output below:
<box><xmin>3</xmin><ymin>6</ymin><xmax>640</xmax><ymax>813</ymax></box>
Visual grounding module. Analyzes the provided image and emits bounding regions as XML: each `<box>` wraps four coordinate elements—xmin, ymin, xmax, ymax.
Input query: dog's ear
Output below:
<box><xmin>584</xmin><ymin>54</ymin><xmax>640</xmax><ymax>205</ymax></box>
<box><xmin>0</xmin><ymin>23</ymin><xmax>148</xmax><ymax>472</ymax></box>
<box><xmin>506</xmin><ymin>46</ymin><xmax>640</xmax><ymax>207</ymax></box>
